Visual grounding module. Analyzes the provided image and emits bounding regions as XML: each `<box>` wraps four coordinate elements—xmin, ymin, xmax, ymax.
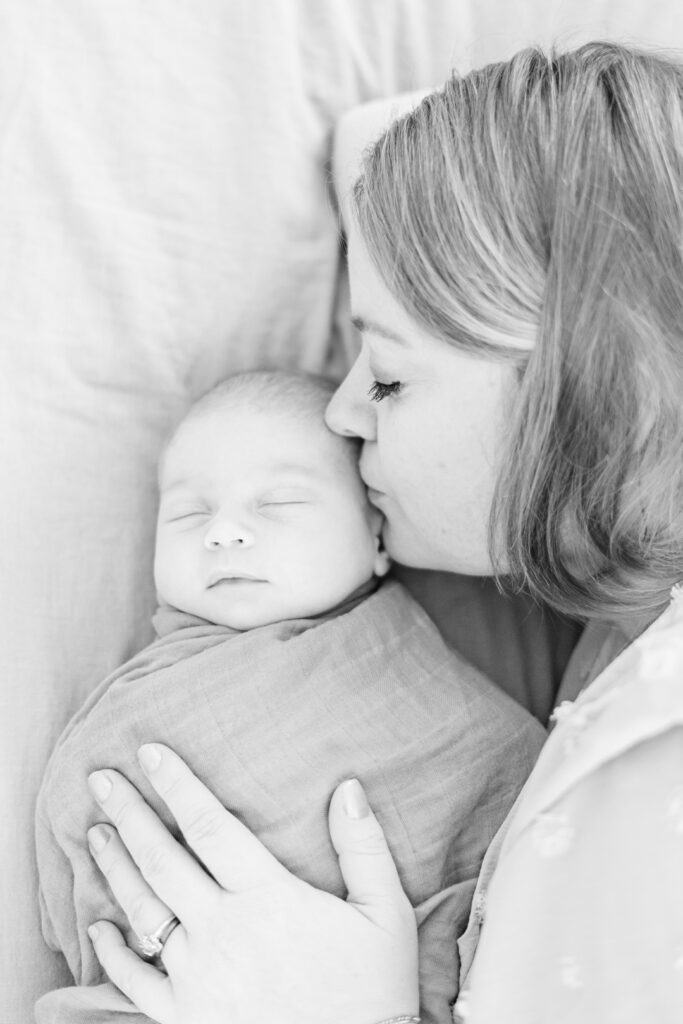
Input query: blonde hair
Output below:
<box><xmin>354</xmin><ymin>42</ymin><xmax>683</xmax><ymax>621</ymax></box>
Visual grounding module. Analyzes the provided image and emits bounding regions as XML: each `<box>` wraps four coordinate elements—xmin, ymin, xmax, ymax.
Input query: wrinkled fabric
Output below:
<box><xmin>36</xmin><ymin>581</ymin><xmax>545</xmax><ymax>1024</ymax></box>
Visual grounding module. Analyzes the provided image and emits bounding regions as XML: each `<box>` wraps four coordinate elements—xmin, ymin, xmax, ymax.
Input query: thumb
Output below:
<box><xmin>328</xmin><ymin>779</ymin><xmax>408</xmax><ymax>914</ymax></box>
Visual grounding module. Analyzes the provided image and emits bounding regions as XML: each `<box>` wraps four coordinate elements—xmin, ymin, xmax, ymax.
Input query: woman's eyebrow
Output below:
<box><xmin>351</xmin><ymin>315</ymin><xmax>410</xmax><ymax>348</ymax></box>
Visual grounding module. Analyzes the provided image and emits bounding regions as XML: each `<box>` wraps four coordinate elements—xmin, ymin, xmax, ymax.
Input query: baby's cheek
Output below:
<box><xmin>155</xmin><ymin>543</ymin><xmax>188</xmax><ymax>603</ymax></box>
<box><xmin>152</xmin><ymin>546</ymin><xmax>169</xmax><ymax>594</ymax></box>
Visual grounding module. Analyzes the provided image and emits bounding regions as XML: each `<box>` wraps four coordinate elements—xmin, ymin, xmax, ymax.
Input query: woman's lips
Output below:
<box><xmin>360</xmin><ymin>466</ymin><xmax>385</xmax><ymax>500</ymax></box>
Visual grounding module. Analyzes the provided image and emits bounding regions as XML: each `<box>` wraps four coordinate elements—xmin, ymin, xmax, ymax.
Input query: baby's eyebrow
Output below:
<box><xmin>269</xmin><ymin>464</ymin><xmax>319</xmax><ymax>480</ymax></box>
<box><xmin>160</xmin><ymin>467</ymin><xmax>320</xmax><ymax>495</ymax></box>
<box><xmin>159</xmin><ymin>478</ymin><xmax>201</xmax><ymax>494</ymax></box>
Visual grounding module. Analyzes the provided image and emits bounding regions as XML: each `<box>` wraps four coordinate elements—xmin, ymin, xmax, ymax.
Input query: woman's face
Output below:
<box><xmin>325</xmin><ymin>233</ymin><xmax>521</xmax><ymax>575</ymax></box>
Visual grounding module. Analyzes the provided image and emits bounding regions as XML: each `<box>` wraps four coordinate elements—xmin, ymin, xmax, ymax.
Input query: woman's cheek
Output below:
<box><xmin>390</xmin><ymin>433</ymin><xmax>429</xmax><ymax>505</ymax></box>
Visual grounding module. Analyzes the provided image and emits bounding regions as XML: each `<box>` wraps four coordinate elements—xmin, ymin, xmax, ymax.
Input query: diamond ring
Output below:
<box><xmin>138</xmin><ymin>914</ymin><xmax>181</xmax><ymax>957</ymax></box>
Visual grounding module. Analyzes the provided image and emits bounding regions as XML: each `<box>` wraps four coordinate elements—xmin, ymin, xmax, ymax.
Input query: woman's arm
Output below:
<box><xmin>85</xmin><ymin>743</ymin><xmax>419</xmax><ymax>1024</ymax></box>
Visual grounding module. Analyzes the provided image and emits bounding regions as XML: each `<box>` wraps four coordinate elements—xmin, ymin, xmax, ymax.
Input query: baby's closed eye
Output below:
<box><xmin>257</xmin><ymin>492</ymin><xmax>314</xmax><ymax>516</ymax></box>
<box><xmin>164</xmin><ymin>507</ymin><xmax>211</xmax><ymax>523</ymax></box>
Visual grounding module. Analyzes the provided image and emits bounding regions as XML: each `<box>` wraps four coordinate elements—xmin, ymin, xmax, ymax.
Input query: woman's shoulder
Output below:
<box><xmin>500</xmin><ymin>587</ymin><xmax>683</xmax><ymax>850</ymax></box>
<box><xmin>554</xmin><ymin>584</ymin><xmax>683</xmax><ymax>752</ymax></box>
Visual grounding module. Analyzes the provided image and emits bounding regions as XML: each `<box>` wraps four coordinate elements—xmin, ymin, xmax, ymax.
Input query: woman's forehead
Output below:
<box><xmin>348</xmin><ymin>228</ymin><xmax>536</xmax><ymax>356</ymax></box>
<box><xmin>348</xmin><ymin>236</ymin><xmax>427</xmax><ymax>349</ymax></box>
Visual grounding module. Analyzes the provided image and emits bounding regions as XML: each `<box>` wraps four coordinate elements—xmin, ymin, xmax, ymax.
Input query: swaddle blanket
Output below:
<box><xmin>36</xmin><ymin>580</ymin><xmax>545</xmax><ymax>1024</ymax></box>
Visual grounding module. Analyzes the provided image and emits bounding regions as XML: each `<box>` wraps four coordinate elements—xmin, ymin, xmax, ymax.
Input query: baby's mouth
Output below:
<box><xmin>207</xmin><ymin>572</ymin><xmax>266</xmax><ymax>588</ymax></box>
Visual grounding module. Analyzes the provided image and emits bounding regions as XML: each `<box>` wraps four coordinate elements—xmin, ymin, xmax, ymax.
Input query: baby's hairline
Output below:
<box><xmin>157</xmin><ymin>371</ymin><xmax>361</xmax><ymax>492</ymax></box>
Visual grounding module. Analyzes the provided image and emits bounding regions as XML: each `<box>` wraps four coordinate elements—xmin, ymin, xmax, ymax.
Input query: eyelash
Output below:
<box><xmin>168</xmin><ymin>499</ymin><xmax>307</xmax><ymax>522</ymax></box>
<box><xmin>367</xmin><ymin>380</ymin><xmax>402</xmax><ymax>402</ymax></box>
<box><xmin>259</xmin><ymin>501</ymin><xmax>304</xmax><ymax>509</ymax></box>
<box><xmin>170</xmin><ymin>511</ymin><xmax>209</xmax><ymax>522</ymax></box>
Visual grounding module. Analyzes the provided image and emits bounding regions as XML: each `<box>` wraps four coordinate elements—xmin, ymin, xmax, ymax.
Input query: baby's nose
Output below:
<box><xmin>203</xmin><ymin>519</ymin><xmax>255</xmax><ymax>550</ymax></box>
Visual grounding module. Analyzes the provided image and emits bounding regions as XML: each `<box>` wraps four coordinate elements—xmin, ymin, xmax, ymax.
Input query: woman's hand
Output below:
<box><xmin>85</xmin><ymin>743</ymin><xmax>419</xmax><ymax>1024</ymax></box>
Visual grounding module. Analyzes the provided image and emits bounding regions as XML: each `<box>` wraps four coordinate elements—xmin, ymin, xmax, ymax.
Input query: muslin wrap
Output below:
<box><xmin>36</xmin><ymin>580</ymin><xmax>545</xmax><ymax>1024</ymax></box>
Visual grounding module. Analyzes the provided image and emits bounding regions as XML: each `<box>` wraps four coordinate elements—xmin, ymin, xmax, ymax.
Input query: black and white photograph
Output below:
<box><xmin>2</xmin><ymin>3</ymin><xmax>682</xmax><ymax>1022</ymax></box>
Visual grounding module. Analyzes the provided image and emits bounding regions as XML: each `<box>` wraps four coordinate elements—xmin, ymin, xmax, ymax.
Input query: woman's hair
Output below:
<box><xmin>353</xmin><ymin>41</ymin><xmax>683</xmax><ymax>621</ymax></box>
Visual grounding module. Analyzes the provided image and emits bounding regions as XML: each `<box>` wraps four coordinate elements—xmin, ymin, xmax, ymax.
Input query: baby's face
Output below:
<box><xmin>154</xmin><ymin>405</ymin><xmax>387</xmax><ymax>629</ymax></box>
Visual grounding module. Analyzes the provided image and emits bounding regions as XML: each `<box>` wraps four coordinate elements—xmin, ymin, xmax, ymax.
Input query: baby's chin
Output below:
<box><xmin>211</xmin><ymin>609</ymin><xmax>281</xmax><ymax>631</ymax></box>
<box><xmin>157</xmin><ymin>587</ymin><xmax>278</xmax><ymax>632</ymax></box>
<box><xmin>203</xmin><ymin>588</ymin><xmax>321</xmax><ymax>631</ymax></box>
<box><xmin>170</xmin><ymin>579</ymin><xmax>368</xmax><ymax>631</ymax></box>
<box><xmin>212</xmin><ymin>600</ymin><xmax>322</xmax><ymax>631</ymax></box>
<box><xmin>202</xmin><ymin>589</ymin><xmax>284</xmax><ymax>631</ymax></box>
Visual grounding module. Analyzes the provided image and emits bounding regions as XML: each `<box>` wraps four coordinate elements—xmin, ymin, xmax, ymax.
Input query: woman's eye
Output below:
<box><xmin>367</xmin><ymin>379</ymin><xmax>402</xmax><ymax>402</ymax></box>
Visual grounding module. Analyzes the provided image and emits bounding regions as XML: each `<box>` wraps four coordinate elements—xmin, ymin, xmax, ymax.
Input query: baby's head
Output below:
<box><xmin>154</xmin><ymin>370</ymin><xmax>390</xmax><ymax>629</ymax></box>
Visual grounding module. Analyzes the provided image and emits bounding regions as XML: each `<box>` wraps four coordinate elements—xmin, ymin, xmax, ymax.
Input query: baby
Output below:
<box><xmin>36</xmin><ymin>370</ymin><xmax>545</xmax><ymax>1024</ymax></box>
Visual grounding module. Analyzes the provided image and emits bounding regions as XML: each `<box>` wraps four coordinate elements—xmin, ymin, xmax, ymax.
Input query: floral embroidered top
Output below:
<box><xmin>455</xmin><ymin>585</ymin><xmax>683</xmax><ymax>1024</ymax></box>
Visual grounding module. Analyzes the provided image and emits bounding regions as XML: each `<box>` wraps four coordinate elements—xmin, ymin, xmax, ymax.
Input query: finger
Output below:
<box><xmin>88</xmin><ymin>920</ymin><xmax>173</xmax><ymax>1022</ymax></box>
<box><xmin>136</xmin><ymin>743</ymin><xmax>286</xmax><ymax>891</ymax></box>
<box><xmin>88</xmin><ymin>767</ymin><xmax>216</xmax><ymax>924</ymax></box>
<box><xmin>87</xmin><ymin>823</ymin><xmax>183</xmax><ymax>960</ymax></box>
<box><xmin>328</xmin><ymin>779</ymin><xmax>411</xmax><ymax>921</ymax></box>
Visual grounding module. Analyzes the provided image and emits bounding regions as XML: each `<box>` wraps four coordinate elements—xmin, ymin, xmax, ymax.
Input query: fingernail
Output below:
<box><xmin>88</xmin><ymin>825</ymin><xmax>110</xmax><ymax>854</ymax></box>
<box><xmin>342</xmin><ymin>778</ymin><xmax>370</xmax><ymax>819</ymax></box>
<box><xmin>88</xmin><ymin>924</ymin><xmax>99</xmax><ymax>941</ymax></box>
<box><xmin>88</xmin><ymin>771</ymin><xmax>112</xmax><ymax>803</ymax></box>
<box><xmin>138</xmin><ymin>744</ymin><xmax>162</xmax><ymax>773</ymax></box>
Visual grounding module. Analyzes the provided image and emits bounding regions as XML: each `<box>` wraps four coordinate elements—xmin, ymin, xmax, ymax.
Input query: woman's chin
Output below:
<box><xmin>383</xmin><ymin>525</ymin><xmax>495</xmax><ymax>577</ymax></box>
<box><xmin>381</xmin><ymin>528</ymin><xmax>442</xmax><ymax>572</ymax></box>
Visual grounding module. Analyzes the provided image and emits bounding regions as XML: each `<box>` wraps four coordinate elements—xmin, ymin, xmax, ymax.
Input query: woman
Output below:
<box><xmin>81</xmin><ymin>43</ymin><xmax>683</xmax><ymax>1022</ymax></box>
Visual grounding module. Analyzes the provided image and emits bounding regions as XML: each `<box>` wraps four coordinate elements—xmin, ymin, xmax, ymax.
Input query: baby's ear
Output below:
<box><xmin>373</xmin><ymin>537</ymin><xmax>391</xmax><ymax>578</ymax></box>
<box><xmin>368</xmin><ymin>506</ymin><xmax>391</xmax><ymax>577</ymax></box>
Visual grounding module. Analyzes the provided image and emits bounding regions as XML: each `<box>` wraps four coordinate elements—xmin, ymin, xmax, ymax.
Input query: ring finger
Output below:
<box><xmin>88</xmin><ymin>823</ymin><xmax>185</xmax><ymax>965</ymax></box>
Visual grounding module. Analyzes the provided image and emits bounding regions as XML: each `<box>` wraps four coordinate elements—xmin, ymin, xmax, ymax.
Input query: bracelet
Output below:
<box><xmin>373</xmin><ymin>1018</ymin><xmax>421</xmax><ymax>1024</ymax></box>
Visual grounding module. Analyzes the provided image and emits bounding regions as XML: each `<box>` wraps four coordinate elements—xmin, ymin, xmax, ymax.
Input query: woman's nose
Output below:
<box><xmin>325</xmin><ymin>355</ymin><xmax>376</xmax><ymax>440</ymax></box>
<box><xmin>204</xmin><ymin>517</ymin><xmax>255</xmax><ymax>550</ymax></box>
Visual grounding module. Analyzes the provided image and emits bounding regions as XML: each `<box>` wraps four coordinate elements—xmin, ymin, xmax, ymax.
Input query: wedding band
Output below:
<box><xmin>138</xmin><ymin>914</ymin><xmax>181</xmax><ymax>957</ymax></box>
